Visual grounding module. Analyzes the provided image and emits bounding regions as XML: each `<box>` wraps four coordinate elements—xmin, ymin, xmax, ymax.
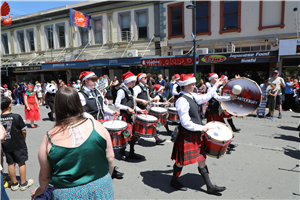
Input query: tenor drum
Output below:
<box><xmin>149</xmin><ymin>107</ymin><xmax>168</xmax><ymax>126</ymax></box>
<box><xmin>102</xmin><ymin>120</ymin><xmax>129</xmax><ymax>149</ymax></box>
<box><xmin>134</xmin><ymin>114</ymin><xmax>158</xmax><ymax>138</ymax></box>
<box><xmin>168</xmin><ymin>107</ymin><xmax>179</xmax><ymax>123</ymax></box>
<box><xmin>221</xmin><ymin>77</ymin><xmax>262</xmax><ymax>116</ymax></box>
<box><xmin>203</xmin><ymin>121</ymin><xmax>233</xmax><ymax>159</ymax></box>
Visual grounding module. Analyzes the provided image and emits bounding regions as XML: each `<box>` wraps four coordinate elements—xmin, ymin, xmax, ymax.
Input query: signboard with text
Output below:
<box><xmin>141</xmin><ymin>55</ymin><xmax>199</xmax><ymax>67</ymax></box>
<box><xmin>13</xmin><ymin>66</ymin><xmax>42</xmax><ymax>73</ymax></box>
<box><xmin>198</xmin><ymin>51</ymin><xmax>278</xmax><ymax>65</ymax></box>
<box><xmin>42</xmin><ymin>61</ymin><xmax>89</xmax><ymax>70</ymax></box>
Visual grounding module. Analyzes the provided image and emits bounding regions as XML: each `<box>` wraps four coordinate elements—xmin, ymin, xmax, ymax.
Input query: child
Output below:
<box><xmin>35</xmin><ymin>83</ymin><xmax>43</xmax><ymax>105</ymax></box>
<box><xmin>1</xmin><ymin>96</ymin><xmax>34</xmax><ymax>191</ymax></box>
<box><xmin>293</xmin><ymin>79</ymin><xmax>299</xmax><ymax>97</ymax></box>
<box><xmin>267</xmin><ymin>83</ymin><xmax>278</xmax><ymax>119</ymax></box>
<box><xmin>24</xmin><ymin>85</ymin><xmax>40</xmax><ymax>128</ymax></box>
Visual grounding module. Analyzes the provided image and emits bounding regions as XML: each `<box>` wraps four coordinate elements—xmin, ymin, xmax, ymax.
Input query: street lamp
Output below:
<box><xmin>186</xmin><ymin>1</ymin><xmax>197</xmax><ymax>78</ymax></box>
<box><xmin>294</xmin><ymin>7</ymin><xmax>299</xmax><ymax>39</ymax></box>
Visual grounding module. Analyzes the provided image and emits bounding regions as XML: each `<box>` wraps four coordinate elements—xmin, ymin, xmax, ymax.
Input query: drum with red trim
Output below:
<box><xmin>134</xmin><ymin>114</ymin><xmax>158</xmax><ymax>138</ymax></box>
<box><xmin>102</xmin><ymin>120</ymin><xmax>129</xmax><ymax>149</ymax></box>
<box><xmin>149</xmin><ymin>107</ymin><xmax>168</xmax><ymax>125</ymax></box>
<box><xmin>168</xmin><ymin>107</ymin><xmax>179</xmax><ymax>123</ymax></box>
<box><xmin>221</xmin><ymin>77</ymin><xmax>262</xmax><ymax>116</ymax></box>
<box><xmin>203</xmin><ymin>121</ymin><xmax>233</xmax><ymax>159</ymax></box>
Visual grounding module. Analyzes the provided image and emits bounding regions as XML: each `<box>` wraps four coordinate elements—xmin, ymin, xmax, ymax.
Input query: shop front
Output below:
<box><xmin>198</xmin><ymin>50</ymin><xmax>279</xmax><ymax>84</ymax></box>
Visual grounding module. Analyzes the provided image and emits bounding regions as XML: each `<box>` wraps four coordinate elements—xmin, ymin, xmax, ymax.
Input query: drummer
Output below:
<box><xmin>78</xmin><ymin>71</ymin><xmax>124</xmax><ymax>179</ymax></box>
<box><xmin>152</xmin><ymin>84</ymin><xmax>172</xmax><ymax>135</ymax></box>
<box><xmin>207</xmin><ymin>73</ymin><xmax>239</xmax><ymax>149</ymax></box>
<box><xmin>171</xmin><ymin>73</ymin><xmax>226</xmax><ymax>194</ymax></box>
<box><xmin>172</xmin><ymin>74</ymin><xmax>181</xmax><ymax>104</ymax></box>
<box><xmin>115</xmin><ymin>72</ymin><xmax>147</xmax><ymax>160</ymax></box>
<box><xmin>133</xmin><ymin>73</ymin><xmax>166</xmax><ymax>145</ymax></box>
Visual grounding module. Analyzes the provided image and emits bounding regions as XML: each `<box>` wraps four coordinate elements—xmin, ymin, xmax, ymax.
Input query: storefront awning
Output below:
<box><xmin>198</xmin><ymin>50</ymin><xmax>279</xmax><ymax>65</ymax></box>
<box><xmin>89</xmin><ymin>57</ymin><xmax>141</xmax><ymax>67</ymax></box>
<box><xmin>141</xmin><ymin>54</ymin><xmax>199</xmax><ymax>67</ymax></box>
<box><xmin>41</xmin><ymin>60</ymin><xmax>89</xmax><ymax>70</ymax></box>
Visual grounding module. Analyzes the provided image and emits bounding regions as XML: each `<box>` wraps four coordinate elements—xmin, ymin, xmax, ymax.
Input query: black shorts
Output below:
<box><xmin>276</xmin><ymin>95</ymin><xmax>282</xmax><ymax>105</ymax></box>
<box><xmin>5</xmin><ymin>147</ymin><xmax>28</xmax><ymax>165</ymax></box>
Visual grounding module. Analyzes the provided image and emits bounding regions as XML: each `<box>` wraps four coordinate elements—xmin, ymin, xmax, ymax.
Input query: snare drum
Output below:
<box><xmin>134</xmin><ymin>114</ymin><xmax>158</xmax><ymax>138</ymax></box>
<box><xmin>102</xmin><ymin>120</ymin><xmax>129</xmax><ymax>149</ymax></box>
<box><xmin>149</xmin><ymin>107</ymin><xmax>168</xmax><ymax>125</ymax></box>
<box><xmin>168</xmin><ymin>107</ymin><xmax>179</xmax><ymax>123</ymax></box>
<box><xmin>203</xmin><ymin>121</ymin><xmax>233</xmax><ymax>158</ymax></box>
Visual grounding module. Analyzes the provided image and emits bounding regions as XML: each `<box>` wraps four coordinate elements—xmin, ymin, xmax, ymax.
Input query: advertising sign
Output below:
<box><xmin>141</xmin><ymin>56</ymin><xmax>199</xmax><ymax>67</ymax></box>
<box><xmin>70</xmin><ymin>9</ymin><xmax>90</xmax><ymax>29</ymax></box>
<box><xmin>279</xmin><ymin>39</ymin><xmax>300</xmax><ymax>56</ymax></box>
<box><xmin>42</xmin><ymin>61</ymin><xmax>89</xmax><ymax>70</ymax></box>
<box><xmin>13</xmin><ymin>66</ymin><xmax>42</xmax><ymax>73</ymax></box>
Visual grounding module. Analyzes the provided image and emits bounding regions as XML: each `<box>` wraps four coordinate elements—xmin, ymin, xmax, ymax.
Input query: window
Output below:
<box><xmin>81</xmin><ymin>28</ymin><xmax>89</xmax><ymax>46</ymax></box>
<box><xmin>121</xmin><ymin>14</ymin><xmax>130</xmax><ymax>41</ymax></box>
<box><xmin>219</xmin><ymin>1</ymin><xmax>241</xmax><ymax>34</ymax></box>
<box><xmin>46</xmin><ymin>27</ymin><xmax>53</xmax><ymax>50</ymax></box>
<box><xmin>94</xmin><ymin>19</ymin><xmax>102</xmax><ymax>44</ymax></box>
<box><xmin>28</xmin><ymin>31</ymin><xmax>34</xmax><ymax>51</ymax></box>
<box><xmin>241</xmin><ymin>47</ymin><xmax>251</xmax><ymax>51</ymax></box>
<box><xmin>168</xmin><ymin>2</ymin><xmax>185</xmax><ymax>39</ymax></box>
<box><xmin>214</xmin><ymin>48</ymin><xmax>227</xmax><ymax>53</ymax></box>
<box><xmin>137</xmin><ymin>12</ymin><xmax>147</xmax><ymax>39</ymax></box>
<box><xmin>194</xmin><ymin>1</ymin><xmax>211</xmax><ymax>36</ymax></box>
<box><xmin>18</xmin><ymin>32</ymin><xmax>25</xmax><ymax>52</ymax></box>
<box><xmin>2</xmin><ymin>34</ymin><xmax>9</xmax><ymax>54</ymax></box>
<box><xmin>261</xmin><ymin>45</ymin><xmax>271</xmax><ymax>50</ymax></box>
<box><xmin>258</xmin><ymin>1</ymin><xmax>285</xmax><ymax>30</ymax></box>
<box><xmin>108</xmin><ymin>14</ymin><xmax>113</xmax><ymax>42</ymax></box>
<box><xmin>58</xmin><ymin>26</ymin><xmax>65</xmax><ymax>48</ymax></box>
<box><xmin>251</xmin><ymin>46</ymin><xmax>261</xmax><ymax>51</ymax></box>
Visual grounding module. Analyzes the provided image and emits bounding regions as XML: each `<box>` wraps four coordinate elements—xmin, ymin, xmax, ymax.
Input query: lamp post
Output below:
<box><xmin>294</xmin><ymin>7</ymin><xmax>299</xmax><ymax>39</ymax></box>
<box><xmin>49</xmin><ymin>18</ymin><xmax>53</xmax><ymax>62</ymax></box>
<box><xmin>186</xmin><ymin>1</ymin><xmax>197</xmax><ymax>77</ymax></box>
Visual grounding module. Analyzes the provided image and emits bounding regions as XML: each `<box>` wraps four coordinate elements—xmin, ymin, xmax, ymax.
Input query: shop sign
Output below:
<box><xmin>141</xmin><ymin>56</ymin><xmax>199</xmax><ymax>66</ymax></box>
<box><xmin>198</xmin><ymin>50</ymin><xmax>278</xmax><ymax>65</ymax></box>
<box><xmin>89</xmin><ymin>57</ymin><xmax>141</xmax><ymax>67</ymax></box>
<box><xmin>279</xmin><ymin>39</ymin><xmax>300</xmax><ymax>56</ymax></box>
<box><xmin>42</xmin><ymin>61</ymin><xmax>89</xmax><ymax>70</ymax></box>
<box><xmin>13</xmin><ymin>65</ymin><xmax>42</xmax><ymax>73</ymax></box>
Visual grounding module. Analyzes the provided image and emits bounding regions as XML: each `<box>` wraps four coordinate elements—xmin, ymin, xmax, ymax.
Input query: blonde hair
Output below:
<box><xmin>294</xmin><ymin>79</ymin><xmax>298</xmax><ymax>83</ymax></box>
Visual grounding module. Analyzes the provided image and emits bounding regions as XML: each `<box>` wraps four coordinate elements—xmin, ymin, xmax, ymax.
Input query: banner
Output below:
<box><xmin>141</xmin><ymin>55</ymin><xmax>199</xmax><ymax>67</ymax></box>
<box><xmin>69</xmin><ymin>9</ymin><xmax>90</xmax><ymax>29</ymax></box>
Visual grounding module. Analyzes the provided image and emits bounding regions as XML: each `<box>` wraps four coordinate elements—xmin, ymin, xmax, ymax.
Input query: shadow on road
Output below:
<box><xmin>283</xmin><ymin>146</ymin><xmax>300</xmax><ymax>160</ymax></box>
<box><xmin>140</xmin><ymin>169</ymin><xmax>208</xmax><ymax>194</ymax></box>
<box><xmin>278</xmin><ymin>164</ymin><xmax>300</xmax><ymax>173</ymax></box>
<box><xmin>277</xmin><ymin>126</ymin><xmax>298</xmax><ymax>131</ymax></box>
<box><xmin>113</xmin><ymin>149</ymin><xmax>146</xmax><ymax>163</ymax></box>
<box><xmin>291</xmin><ymin>115</ymin><xmax>300</xmax><ymax>118</ymax></box>
<box><xmin>273</xmin><ymin>134</ymin><xmax>300</xmax><ymax>143</ymax></box>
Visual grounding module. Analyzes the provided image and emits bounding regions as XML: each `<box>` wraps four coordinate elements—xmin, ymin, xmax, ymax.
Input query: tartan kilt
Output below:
<box><xmin>120</xmin><ymin>112</ymin><xmax>140</xmax><ymax>141</ymax></box>
<box><xmin>171</xmin><ymin>129</ymin><xmax>206</xmax><ymax>166</ymax></box>
<box><xmin>207</xmin><ymin>111</ymin><xmax>231</xmax><ymax>123</ymax></box>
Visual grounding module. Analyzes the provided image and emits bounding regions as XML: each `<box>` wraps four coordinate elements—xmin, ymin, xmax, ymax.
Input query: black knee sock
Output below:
<box><xmin>227</xmin><ymin>118</ymin><xmax>236</xmax><ymax>130</ymax></box>
<box><xmin>172</xmin><ymin>164</ymin><xmax>183</xmax><ymax>180</ymax></box>
<box><xmin>198</xmin><ymin>166</ymin><xmax>214</xmax><ymax>189</ymax></box>
<box><xmin>165</xmin><ymin>124</ymin><xmax>171</xmax><ymax>132</ymax></box>
<box><xmin>129</xmin><ymin>140</ymin><xmax>136</xmax><ymax>154</ymax></box>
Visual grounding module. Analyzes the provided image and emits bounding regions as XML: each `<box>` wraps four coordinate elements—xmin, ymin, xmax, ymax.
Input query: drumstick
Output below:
<box><xmin>112</xmin><ymin>110</ymin><xmax>119</xmax><ymax>124</ymax></box>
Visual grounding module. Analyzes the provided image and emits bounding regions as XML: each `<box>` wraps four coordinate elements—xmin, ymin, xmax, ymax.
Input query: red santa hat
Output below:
<box><xmin>153</xmin><ymin>84</ymin><xmax>164</xmax><ymax>93</ymax></box>
<box><xmin>122</xmin><ymin>72</ymin><xmax>136</xmax><ymax>84</ymax></box>
<box><xmin>27</xmin><ymin>84</ymin><xmax>34</xmax><ymax>89</ymax></box>
<box><xmin>174</xmin><ymin>74</ymin><xmax>180</xmax><ymax>81</ymax></box>
<box><xmin>3</xmin><ymin>84</ymin><xmax>8</xmax><ymax>88</ymax></box>
<box><xmin>79</xmin><ymin>71</ymin><xmax>96</xmax><ymax>82</ymax></box>
<box><xmin>179</xmin><ymin>73</ymin><xmax>196</xmax><ymax>86</ymax></box>
<box><xmin>208</xmin><ymin>73</ymin><xmax>218</xmax><ymax>81</ymax></box>
<box><xmin>137</xmin><ymin>73</ymin><xmax>146</xmax><ymax>82</ymax></box>
<box><xmin>220</xmin><ymin>74</ymin><xmax>228</xmax><ymax>81</ymax></box>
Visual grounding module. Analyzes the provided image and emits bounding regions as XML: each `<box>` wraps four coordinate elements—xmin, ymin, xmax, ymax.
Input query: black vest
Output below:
<box><xmin>120</xmin><ymin>87</ymin><xmax>135</xmax><ymax>116</ymax></box>
<box><xmin>136</xmin><ymin>84</ymin><xmax>149</xmax><ymax>109</ymax></box>
<box><xmin>157</xmin><ymin>93</ymin><xmax>167</xmax><ymax>107</ymax></box>
<box><xmin>79</xmin><ymin>89</ymin><xmax>104</xmax><ymax>120</ymax></box>
<box><xmin>174</xmin><ymin>83</ymin><xmax>181</xmax><ymax>99</ymax></box>
<box><xmin>207</xmin><ymin>86</ymin><xmax>220</xmax><ymax>112</ymax></box>
<box><xmin>178</xmin><ymin>93</ymin><xmax>202</xmax><ymax>134</ymax></box>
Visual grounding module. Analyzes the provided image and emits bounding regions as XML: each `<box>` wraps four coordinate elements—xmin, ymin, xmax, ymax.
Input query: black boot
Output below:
<box><xmin>48</xmin><ymin>112</ymin><xmax>54</xmax><ymax>121</ymax></box>
<box><xmin>165</xmin><ymin>124</ymin><xmax>172</xmax><ymax>135</ymax></box>
<box><xmin>170</xmin><ymin>164</ymin><xmax>187</xmax><ymax>191</ymax></box>
<box><xmin>128</xmin><ymin>140</ymin><xmax>142</xmax><ymax>159</ymax></box>
<box><xmin>119</xmin><ymin>147</ymin><xmax>127</xmax><ymax>161</ymax></box>
<box><xmin>227</xmin><ymin>118</ymin><xmax>241</xmax><ymax>132</ymax></box>
<box><xmin>198</xmin><ymin>166</ymin><xmax>226</xmax><ymax>194</ymax></box>
<box><xmin>112</xmin><ymin>166</ymin><xmax>124</xmax><ymax>179</ymax></box>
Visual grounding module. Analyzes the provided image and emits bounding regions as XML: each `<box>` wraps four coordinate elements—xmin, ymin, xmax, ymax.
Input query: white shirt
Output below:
<box><xmin>176</xmin><ymin>86</ymin><xmax>217</xmax><ymax>132</ymax></box>
<box><xmin>133</xmin><ymin>82</ymin><xmax>148</xmax><ymax>98</ymax></box>
<box><xmin>172</xmin><ymin>82</ymin><xmax>180</xmax><ymax>96</ymax></box>
<box><xmin>78</xmin><ymin>86</ymin><xmax>114</xmax><ymax>116</ymax></box>
<box><xmin>208</xmin><ymin>84</ymin><xmax>231</xmax><ymax>102</ymax></box>
<box><xmin>115</xmin><ymin>84</ymin><xmax>141</xmax><ymax>112</ymax></box>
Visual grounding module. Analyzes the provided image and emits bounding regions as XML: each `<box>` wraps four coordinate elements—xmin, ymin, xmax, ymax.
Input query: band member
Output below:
<box><xmin>172</xmin><ymin>74</ymin><xmax>181</xmax><ymax>103</ymax></box>
<box><xmin>78</xmin><ymin>71</ymin><xmax>123</xmax><ymax>179</ymax></box>
<box><xmin>152</xmin><ymin>84</ymin><xmax>172</xmax><ymax>135</ymax></box>
<box><xmin>134</xmin><ymin>73</ymin><xmax>166</xmax><ymax>144</ymax></box>
<box><xmin>171</xmin><ymin>73</ymin><xmax>226</xmax><ymax>194</ymax></box>
<box><xmin>115</xmin><ymin>72</ymin><xmax>147</xmax><ymax>160</ymax></box>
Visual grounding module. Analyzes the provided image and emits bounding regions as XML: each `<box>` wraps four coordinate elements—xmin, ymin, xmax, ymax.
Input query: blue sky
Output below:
<box><xmin>2</xmin><ymin>0</ymin><xmax>86</xmax><ymax>17</ymax></box>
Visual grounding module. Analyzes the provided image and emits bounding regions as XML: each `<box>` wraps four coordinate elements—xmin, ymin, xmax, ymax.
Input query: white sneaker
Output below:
<box><xmin>293</xmin><ymin>94</ymin><xmax>297</xmax><ymax>97</ymax></box>
<box><xmin>20</xmin><ymin>179</ymin><xmax>34</xmax><ymax>191</ymax></box>
<box><xmin>289</xmin><ymin>109</ymin><xmax>293</xmax><ymax>112</ymax></box>
<box><xmin>11</xmin><ymin>182</ymin><xmax>20</xmax><ymax>191</ymax></box>
<box><xmin>16</xmin><ymin>104</ymin><xmax>20</xmax><ymax>106</ymax></box>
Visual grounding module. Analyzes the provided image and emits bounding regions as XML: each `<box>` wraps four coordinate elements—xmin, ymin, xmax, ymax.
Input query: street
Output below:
<box><xmin>3</xmin><ymin>104</ymin><xmax>300</xmax><ymax>200</ymax></box>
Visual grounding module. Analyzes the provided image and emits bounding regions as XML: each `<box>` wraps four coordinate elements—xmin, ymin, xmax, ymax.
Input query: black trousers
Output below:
<box><xmin>112</xmin><ymin>89</ymin><xmax>118</xmax><ymax>104</ymax></box>
<box><xmin>284</xmin><ymin>94</ymin><xmax>295</xmax><ymax>110</ymax></box>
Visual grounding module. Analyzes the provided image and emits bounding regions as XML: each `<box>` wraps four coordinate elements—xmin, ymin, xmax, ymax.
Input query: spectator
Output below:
<box><xmin>146</xmin><ymin>73</ymin><xmax>154</xmax><ymax>86</ymax></box>
<box><xmin>267</xmin><ymin>83</ymin><xmax>278</xmax><ymax>119</ymax></box>
<box><xmin>268</xmin><ymin>70</ymin><xmax>285</xmax><ymax>119</ymax></box>
<box><xmin>170</xmin><ymin>75</ymin><xmax>176</xmax><ymax>93</ymax></box>
<box><xmin>41</xmin><ymin>80</ymin><xmax>47</xmax><ymax>105</ymax></box>
<box><xmin>157</xmin><ymin>74</ymin><xmax>167</xmax><ymax>95</ymax></box>
<box><xmin>110</xmin><ymin>76</ymin><xmax>119</xmax><ymax>105</ymax></box>
<box><xmin>57</xmin><ymin>79</ymin><xmax>63</xmax><ymax>90</ymax></box>
<box><xmin>31</xmin><ymin>87</ymin><xmax>115</xmax><ymax>199</ymax></box>
<box><xmin>293</xmin><ymin>79</ymin><xmax>299</xmax><ymax>98</ymax></box>
<box><xmin>24</xmin><ymin>85</ymin><xmax>40</xmax><ymax>128</ymax></box>
<box><xmin>0</xmin><ymin>124</ymin><xmax>9</xmax><ymax>200</ymax></box>
<box><xmin>164</xmin><ymin>76</ymin><xmax>170</xmax><ymax>99</ymax></box>
<box><xmin>284</xmin><ymin>76</ymin><xmax>295</xmax><ymax>112</ymax></box>
<box><xmin>257</xmin><ymin>79</ymin><xmax>270</xmax><ymax>117</ymax></box>
<box><xmin>50</xmin><ymin>80</ymin><xmax>58</xmax><ymax>90</ymax></box>
<box><xmin>35</xmin><ymin>83</ymin><xmax>43</xmax><ymax>106</ymax></box>
<box><xmin>198</xmin><ymin>78</ymin><xmax>207</xmax><ymax>94</ymax></box>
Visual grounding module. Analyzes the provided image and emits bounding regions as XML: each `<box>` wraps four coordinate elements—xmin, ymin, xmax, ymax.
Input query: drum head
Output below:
<box><xmin>150</xmin><ymin>107</ymin><xmax>167</xmax><ymax>113</ymax></box>
<box><xmin>168</xmin><ymin>107</ymin><xmax>177</xmax><ymax>112</ymax></box>
<box><xmin>206</xmin><ymin>121</ymin><xmax>233</xmax><ymax>142</ymax></box>
<box><xmin>103</xmin><ymin>120</ymin><xmax>128</xmax><ymax>130</ymax></box>
<box><xmin>137</xmin><ymin>114</ymin><xmax>158</xmax><ymax>123</ymax></box>
<box><xmin>221</xmin><ymin>77</ymin><xmax>262</xmax><ymax>116</ymax></box>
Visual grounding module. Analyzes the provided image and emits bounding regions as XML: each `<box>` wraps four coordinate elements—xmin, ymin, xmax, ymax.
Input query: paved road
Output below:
<box><xmin>3</xmin><ymin>104</ymin><xmax>300</xmax><ymax>200</ymax></box>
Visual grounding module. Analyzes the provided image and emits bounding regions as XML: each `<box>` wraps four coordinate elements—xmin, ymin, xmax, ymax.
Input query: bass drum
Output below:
<box><xmin>220</xmin><ymin>77</ymin><xmax>262</xmax><ymax>117</ymax></box>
